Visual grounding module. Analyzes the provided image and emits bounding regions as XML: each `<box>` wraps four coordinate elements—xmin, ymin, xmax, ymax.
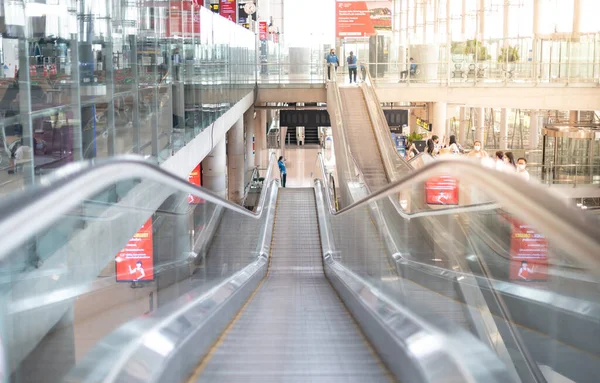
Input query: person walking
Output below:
<box><xmin>325</xmin><ymin>49</ymin><xmax>339</xmax><ymax>81</ymax></box>
<box><xmin>278</xmin><ymin>156</ymin><xmax>287</xmax><ymax>187</ymax></box>
<box><xmin>347</xmin><ymin>51</ymin><xmax>357</xmax><ymax>83</ymax></box>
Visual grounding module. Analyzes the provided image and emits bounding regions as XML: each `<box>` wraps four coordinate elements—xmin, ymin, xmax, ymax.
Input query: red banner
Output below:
<box><xmin>336</xmin><ymin>1</ymin><xmax>391</xmax><ymax>38</ymax></box>
<box><xmin>188</xmin><ymin>163</ymin><xmax>204</xmax><ymax>204</ymax></box>
<box><xmin>115</xmin><ymin>219</ymin><xmax>154</xmax><ymax>282</ymax></box>
<box><xmin>258</xmin><ymin>21</ymin><xmax>268</xmax><ymax>40</ymax></box>
<box><xmin>508</xmin><ymin>218</ymin><xmax>548</xmax><ymax>281</ymax></box>
<box><xmin>425</xmin><ymin>176</ymin><xmax>459</xmax><ymax>205</ymax></box>
<box><xmin>220</xmin><ymin>0</ymin><xmax>237</xmax><ymax>23</ymax></box>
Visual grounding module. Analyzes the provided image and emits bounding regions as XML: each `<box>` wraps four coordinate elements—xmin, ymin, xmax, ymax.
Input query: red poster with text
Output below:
<box><xmin>259</xmin><ymin>21</ymin><xmax>268</xmax><ymax>41</ymax></box>
<box><xmin>115</xmin><ymin>219</ymin><xmax>154</xmax><ymax>282</ymax></box>
<box><xmin>508</xmin><ymin>218</ymin><xmax>548</xmax><ymax>281</ymax></box>
<box><xmin>188</xmin><ymin>163</ymin><xmax>204</xmax><ymax>204</ymax></box>
<box><xmin>166</xmin><ymin>1</ymin><xmax>201</xmax><ymax>38</ymax></box>
<box><xmin>425</xmin><ymin>176</ymin><xmax>459</xmax><ymax>205</ymax></box>
<box><xmin>336</xmin><ymin>1</ymin><xmax>392</xmax><ymax>38</ymax></box>
<box><xmin>220</xmin><ymin>0</ymin><xmax>237</xmax><ymax>23</ymax></box>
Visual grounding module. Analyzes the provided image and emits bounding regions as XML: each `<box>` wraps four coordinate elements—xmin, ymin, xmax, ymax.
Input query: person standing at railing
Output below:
<box><xmin>400</xmin><ymin>58</ymin><xmax>417</xmax><ymax>80</ymax></box>
<box><xmin>278</xmin><ymin>156</ymin><xmax>287</xmax><ymax>187</ymax></box>
<box><xmin>347</xmin><ymin>51</ymin><xmax>357</xmax><ymax>84</ymax></box>
<box><xmin>360</xmin><ymin>62</ymin><xmax>366</xmax><ymax>82</ymax></box>
<box><xmin>325</xmin><ymin>49</ymin><xmax>339</xmax><ymax>81</ymax></box>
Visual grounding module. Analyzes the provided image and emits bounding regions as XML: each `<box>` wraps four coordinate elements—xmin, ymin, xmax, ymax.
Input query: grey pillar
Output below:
<box><xmin>202</xmin><ymin>137</ymin><xmax>227</xmax><ymax>199</ymax></box>
<box><xmin>477</xmin><ymin>107</ymin><xmax>485</xmax><ymax>147</ymax></box>
<box><xmin>244</xmin><ymin>106</ymin><xmax>255</xmax><ymax>177</ymax></box>
<box><xmin>499</xmin><ymin>108</ymin><xmax>509</xmax><ymax>150</ymax></box>
<box><xmin>459</xmin><ymin>107</ymin><xmax>467</xmax><ymax>145</ymax></box>
<box><xmin>228</xmin><ymin>117</ymin><xmax>245</xmax><ymax>203</ymax></box>
<box><xmin>254</xmin><ymin>109</ymin><xmax>267</xmax><ymax>166</ymax></box>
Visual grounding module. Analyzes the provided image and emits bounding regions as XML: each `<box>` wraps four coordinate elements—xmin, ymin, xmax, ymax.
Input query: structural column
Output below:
<box><xmin>529</xmin><ymin>111</ymin><xmax>539</xmax><ymax>150</ymax></box>
<box><xmin>432</xmin><ymin>102</ymin><xmax>447</xmax><ymax>139</ymax></box>
<box><xmin>461</xmin><ymin>0</ymin><xmax>467</xmax><ymax>38</ymax></box>
<box><xmin>499</xmin><ymin>108</ymin><xmax>509</xmax><ymax>150</ymax></box>
<box><xmin>503</xmin><ymin>0</ymin><xmax>510</xmax><ymax>47</ymax></box>
<box><xmin>244</xmin><ymin>106</ymin><xmax>255</xmax><ymax>176</ymax></box>
<box><xmin>227</xmin><ymin>117</ymin><xmax>245</xmax><ymax>203</ymax></box>
<box><xmin>478</xmin><ymin>0</ymin><xmax>485</xmax><ymax>40</ymax></box>
<box><xmin>476</xmin><ymin>107</ymin><xmax>485</xmax><ymax>146</ymax></box>
<box><xmin>459</xmin><ymin>107</ymin><xmax>467</xmax><ymax>145</ymax></box>
<box><xmin>202</xmin><ymin>137</ymin><xmax>227</xmax><ymax>199</ymax></box>
<box><xmin>254</xmin><ymin>109</ymin><xmax>267</xmax><ymax>166</ymax></box>
<box><xmin>573</xmin><ymin>0</ymin><xmax>581</xmax><ymax>36</ymax></box>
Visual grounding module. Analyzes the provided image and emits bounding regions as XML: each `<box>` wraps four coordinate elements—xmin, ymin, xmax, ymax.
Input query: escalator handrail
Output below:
<box><xmin>0</xmin><ymin>153</ymin><xmax>276</xmax><ymax>261</ymax></box>
<box><xmin>361</xmin><ymin>68</ymin><xmax>413</xmax><ymax>180</ymax></box>
<box><xmin>317</xmin><ymin>155</ymin><xmax>600</xmax><ymax>273</ymax></box>
<box><xmin>319</xmin><ymin>152</ymin><xmax>500</xmax><ymax>219</ymax></box>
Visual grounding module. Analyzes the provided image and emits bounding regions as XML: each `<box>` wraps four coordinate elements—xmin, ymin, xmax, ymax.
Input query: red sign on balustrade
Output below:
<box><xmin>188</xmin><ymin>163</ymin><xmax>204</xmax><ymax>204</ymax></box>
<box><xmin>115</xmin><ymin>219</ymin><xmax>155</xmax><ymax>282</ymax></box>
<box><xmin>425</xmin><ymin>176</ymin><xmax>459</xmax><ymax>205</ymax></box>
<box><xmin>508</xmin><ymin>217</ymin><xmax>548</xmax><ymax>281</ymax></box>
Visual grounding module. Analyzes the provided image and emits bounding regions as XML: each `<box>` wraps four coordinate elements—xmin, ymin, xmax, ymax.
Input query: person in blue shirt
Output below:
<box><xmin>278</xmin><ymin>156</ymin><xmax>287</xmax><ymax>187</ymax></box>
<box><xmin>347</xmin><ymin>51</ymin><xmax>357</xmax><ymax>83</ymax></box>
<box><xmin>325</xmin><ymin>49</ymin><xmax>339</xmax><ymax>80</ymax></box>
<box><xmin>400</xmin><ymin>57</ymin><xmax>417</xmax><ymax>80</ymax></box>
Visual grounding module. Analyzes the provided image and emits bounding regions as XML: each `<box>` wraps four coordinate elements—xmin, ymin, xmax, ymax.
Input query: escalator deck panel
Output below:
<box><xmin>194</xmin><ymin>189</ymin><xmax>391</xmax><ymax>383</ymax></box>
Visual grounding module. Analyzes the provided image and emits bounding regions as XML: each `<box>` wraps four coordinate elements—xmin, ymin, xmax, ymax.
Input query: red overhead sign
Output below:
<box><xmin>336</xmin><ymin>1</ymin><xmax>392</xmax><ymax>38</ymax></box>
<box><xmin>259</xmin><ymin>21</ymin><xmax>268</xmax><ymax>40</ymax></box>
<box><xmin>115</xmin><ymin>219</ymin><xmax>155</xmax><ymax>282</ymax></box>
<box><xmin>220</xmin><ymin>0</ymin><xmax>237</xmax><ymax>23</ymax></box>
<box><xmin>425</xmin><ymin>176</ymin><xmax>459</xmax><ymax>205</ymax></box>
<box><xmin>188</xmin><ymin>164</ymin><xmax>204</xmax><ymax>204</ymax></box>
<box><xmin>508</xmin><ymin>218</ymin><xmax>548</xmax><ymax>281</ymax></box>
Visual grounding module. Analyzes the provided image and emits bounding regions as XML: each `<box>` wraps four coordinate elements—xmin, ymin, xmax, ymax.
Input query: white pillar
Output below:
<box><xmin>461</xmin><ymin>0</ymin><xmax>467</xmax><ymax>38</ymax></box>
<box><xmin>503</xmin><ymin>0</ymin><xmax>510</xmax><ymax>47</ymax></box>
<box><xmin>477</xmin><ymin>107</ymin><xmax>485</xmax><ymax>146</ymax></box>
<box><xmin>254</xmin><ymin>109</ymin><xmax>267</xmax><ymax>166</ymax></box>
<box><xmin>478</xmin><ymin>0</ymin><xmax>485</xmax><ymax>40</ymax></box>
<box><xmin>432</xmin><ymin>102</ymin><xmax>447</xmax><ymax>139</ymax></box>
<box><xmin>459</xmin><ymin>107</ymin><xmax>467</xmax><ymax>144</ymax></box>
<box><xmin>202</xmin><ymin>137</ymin><xmax>227</xmax><ymax>199</ymax></box>
<box><xmin>228</xmin><ymin>117</ymin><xmax>245</xmax><ymax>203</ymax></box>
<box><xmin>573</xmin><ymin>0</ymin><xmax>581</xmax><ymax>36</ymax></box>
<box><xmin>422</xmin><ymin>0</ymin><xmax>427</xmax><ymax>43</ymax></box>
<box><xmin>529</xmin><ymin>111</ymin><xmax>539</xmax><ymax>150</ymax></box>
<box><xmin>244</xmin><ymin>106</ymin><xmax>255</xmax><ymax>175</ymax></box>
<box><xmin>532</xmin><ymin>0</ymin><xmax>541</xmax><ymax>36</ymax></box>
<box><xmin>499</xmin><ymin>108</ymin><xmax>509</xmax><ymax>150</ymax></box>
<box><xmin>569</xmin><ymin>110</ymin><xmax>579</xmax><ymax>124</ymax></box>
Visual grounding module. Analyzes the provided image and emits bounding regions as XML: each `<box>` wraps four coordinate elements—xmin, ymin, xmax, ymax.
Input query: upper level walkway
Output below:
<box><xmin>256</xmin><ymin>62</ymin><xmax>600</xmax><ymax>110</ymax></box>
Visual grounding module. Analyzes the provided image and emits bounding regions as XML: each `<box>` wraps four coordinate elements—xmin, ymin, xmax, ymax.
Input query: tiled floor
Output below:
<box><xmin>256</xmin><ymin>145</ymin><xmax>337</xmax><ymax>188</ymax></box>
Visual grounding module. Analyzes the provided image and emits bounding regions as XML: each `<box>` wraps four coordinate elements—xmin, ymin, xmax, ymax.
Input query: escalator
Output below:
<box><xmin>0</xmin><ymin>157</ymin><xmax>528</xmax><ymax>383</ymax></box>
<box><xmin>328</xmin><ymin>71</ymin><xmax>600</xmax><ymax>383</ymax></box>
<box><xmin>333</xmin><ymin>81</ymin><xmax>477</xmax><ymax>339</ymax></box>
<box><xmin>190</xmin><ymin>188</ymin><xmax>391</xmax><ymax>382</ymax></box>
<box><xmin>338</xmin><ymin>86</ymin><xmax>388</xmax><ymax>191</ymax></box>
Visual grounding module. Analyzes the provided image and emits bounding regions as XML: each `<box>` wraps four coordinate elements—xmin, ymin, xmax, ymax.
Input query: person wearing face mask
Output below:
<box><xmin>467</xmin><ymin>140</ymin><xmax>488</xmax><ymax>158</ymax></box>
<box><xmin>516</xmin><ymin>157</ymin><xmax>530</xmax><ymax>180</ymax></box>
<box><xmin>431</xmin><ymin>135</ymin><xmax>441</xmax><ymax>155</ymax></box>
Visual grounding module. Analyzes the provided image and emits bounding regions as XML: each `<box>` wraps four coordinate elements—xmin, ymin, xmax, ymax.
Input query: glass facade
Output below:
<box><xmin>0</xmin><ymin>1</ymin><xmax>255</xmax><ymax>196</ymax></box>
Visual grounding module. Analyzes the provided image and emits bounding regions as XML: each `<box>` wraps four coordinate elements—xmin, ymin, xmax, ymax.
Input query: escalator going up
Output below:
<box><xmin>189</xmin><ymin>188</ymin><xmax>392</xmax><ymax>382</ymax></box>
<box><xmin>338</xmin><ymin>86</ymin><xmax>389</xmax><ymax>192</ymax></box>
